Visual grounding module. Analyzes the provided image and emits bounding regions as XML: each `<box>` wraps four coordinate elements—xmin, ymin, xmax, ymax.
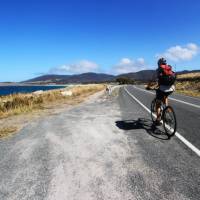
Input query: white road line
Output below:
<box><xmin>132</xmin><ymin>86</ymin><xmax>200</xmax><ymax>109</ymax></box>
<box><xmin>124</xmin><ymin>86</ymin><xmax>200</xmax><ymax>157</ymax></box>
<box><xmin>175</xmin><ymin>93</ymin><xmax>200</xmax><ymax>101</ymax></box>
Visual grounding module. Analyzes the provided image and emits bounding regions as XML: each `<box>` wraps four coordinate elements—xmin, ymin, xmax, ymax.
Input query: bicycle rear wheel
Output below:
<box><xmin>151</xmin><ymin>98</ymin><xmax>157</xmax><ymax>122</ymax></box>
<box><xmin>163</xmin><ymin>106</ymin><xmax>177</xmax><ymax>137</ymax></box>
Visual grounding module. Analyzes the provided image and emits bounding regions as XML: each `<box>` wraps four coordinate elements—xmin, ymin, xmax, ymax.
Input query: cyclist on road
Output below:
<box><xmin>154</xmin><ymin>58</ymin><xmax>176</xmax><ymax>125</ymax></box>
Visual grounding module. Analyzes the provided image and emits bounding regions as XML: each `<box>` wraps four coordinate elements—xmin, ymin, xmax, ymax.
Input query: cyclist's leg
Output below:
<box><xmin>163</xmin><ymin>95</ymin><xmax>168</xmax><ymax>106</ymax></box>
<box><xmin>163</xmin><ymin>91</ymin><xmax>173</xmax><ymax>106</ymax></box>
<box><xmin>156</xmin><ymin>102</ymin><xmax>162</xmax><ymax>121</ymax></box>
<box><xmin>155</xmin><ymin>90</ymin><xmax>163</xmax><ymax>121</ymax></box>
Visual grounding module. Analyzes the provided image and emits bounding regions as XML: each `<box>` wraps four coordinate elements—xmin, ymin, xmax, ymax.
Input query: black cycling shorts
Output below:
<box><xmin>156</xmin><ymin>89</ymin><xmax>173</xmax><ymax>101</ymax></box>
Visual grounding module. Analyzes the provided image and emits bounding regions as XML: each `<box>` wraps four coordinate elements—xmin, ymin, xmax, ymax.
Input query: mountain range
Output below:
<box><xmin>23</xmin><ymin>70</ymin><xmax>157</xmax><ymax>84</ymax></box>
<box><xmin>23</xmin><ymin>69</ymin><xmax>200</xmax><ymax>84</ymax></box>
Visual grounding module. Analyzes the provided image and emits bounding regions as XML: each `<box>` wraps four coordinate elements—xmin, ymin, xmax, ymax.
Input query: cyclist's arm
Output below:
<box><xmin>146</xmin><ymin>69</ymin><xmax>159</xmax><ymax>89</ymax></box>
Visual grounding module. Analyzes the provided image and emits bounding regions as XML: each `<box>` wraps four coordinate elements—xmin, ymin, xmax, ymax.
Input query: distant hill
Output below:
<box><xmin>176</xmin><ymin>69</ymin><xmax>200</xmax><ymax>75</ymax></box>
<box><xmin>24</xmin><ymin>75</ymin><xmax>71</xmax><ymax>83</ymax></box>
<box><xmin>23</xmin><ymin>73</ymin><xmax>116</xmax><ymax>84</ymax></box>
<box><xmin>117</xmin><ymin>70</ymin><xmax>156</xmax><ymax>81</ymax></box>
<box><xmin>23</xmin><ymin>69</ymin><xmax>200</xmax><ymax>84</ymax></box>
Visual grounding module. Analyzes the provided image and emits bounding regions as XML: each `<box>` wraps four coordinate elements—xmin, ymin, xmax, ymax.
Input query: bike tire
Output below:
<box><xmin>151</xmin><ymin>98</ymin><xmax>157</xmax><ymax>122</ymax></box>
<box><xmin>163</xmin><ymin>106</ymin><xmax>177</xmax><ymax>137</ymax></box>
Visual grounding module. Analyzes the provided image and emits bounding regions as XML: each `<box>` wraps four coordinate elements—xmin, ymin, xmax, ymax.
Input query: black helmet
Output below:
<box><xmin>157</xmin><ymin>58</ymin><xmax>167</xmax><ymax>66</ymax></box>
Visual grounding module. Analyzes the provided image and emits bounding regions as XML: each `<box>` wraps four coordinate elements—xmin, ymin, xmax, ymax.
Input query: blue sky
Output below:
<box><xmin>0</xmin><ymin>0</ymin><xmax>200</xmax><ymax>81</ymax></box>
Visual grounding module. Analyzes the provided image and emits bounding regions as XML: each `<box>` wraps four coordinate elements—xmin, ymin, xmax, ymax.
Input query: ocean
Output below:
<box><xmin>0</xmin><ymin>85</ymin><xmax>66</xmax><ymax>96</ymax></box>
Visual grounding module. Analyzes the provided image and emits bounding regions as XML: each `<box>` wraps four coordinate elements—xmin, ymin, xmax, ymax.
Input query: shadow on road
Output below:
<box><xmin>115</xmin><ymin>118</ymin><xmax>170</xmax><ymax>140</ymax></box>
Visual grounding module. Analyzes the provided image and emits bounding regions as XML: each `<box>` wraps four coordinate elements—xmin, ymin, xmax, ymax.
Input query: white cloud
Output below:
<box><xmin>120</xmin><ymin>58</ymin><xmax>132</xmax><ymax>65</ymax></box>
<box><xmin>49</xmin><ymin>60</ymin><xmax>99</xmax><ymax>74</ymax></box>
<box><xmin>112</xmin><ymin>57</ymin><xmax>148</xmax><ymax>74</ymax></box>
<box><xmin>157</xmin><ymin>43</ymin><xmax>199</xmax><ymax>62</ymax></box>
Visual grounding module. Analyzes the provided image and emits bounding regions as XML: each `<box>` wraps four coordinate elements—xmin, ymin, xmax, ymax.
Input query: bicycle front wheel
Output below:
<box><xmin>163</xmin><ymin>106</ymin><xmax>177</xmax><ymax>137</ymax></box>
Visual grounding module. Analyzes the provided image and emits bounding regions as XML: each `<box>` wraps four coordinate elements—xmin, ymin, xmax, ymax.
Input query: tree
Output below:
<box><xmin>116</xmin><ymin>77</ymin><xmax>135</xmax><ymax>85</ymax></box>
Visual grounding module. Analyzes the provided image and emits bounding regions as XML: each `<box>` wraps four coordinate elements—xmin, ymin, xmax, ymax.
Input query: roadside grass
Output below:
<box><xmin>175</xmin><ymin>72</ymin><xmax>200</xmax><ymax>97</ymax></box>
<box><xmin>175</xmin><ymin>81</ymin><xmax>200</xmax><ymax>97</ymax></box>
<box><xmin>0</xmin><ymin>126</ymin><xmax>18</xmax><ymax>138</ymax></box>
<box><xmin>0</xmin><ymin>84</ymin><xmax>106</xmax><ymax>118</ymax></box>
<box><xmin>0</xmin><ymin>84</ymin><xmax>106</xmax><ymax>138</ymax></box>
<box><xmin>177</xmin><ymin>72</ymin><xmax>200</xmax><ymax>79</ymax></box>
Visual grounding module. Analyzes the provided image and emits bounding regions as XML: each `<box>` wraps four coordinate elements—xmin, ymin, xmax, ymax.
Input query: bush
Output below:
<box><xmin>116</xmin><ymin>77</ymin><xmax>135</xmax><ymax>85</ymax></box>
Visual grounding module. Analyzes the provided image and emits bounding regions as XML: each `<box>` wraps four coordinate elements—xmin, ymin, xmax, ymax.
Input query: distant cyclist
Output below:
<box><xmin>154</xmin><ymin>58</ymin><xmax>176</xmax><ymax>125</ymax></box>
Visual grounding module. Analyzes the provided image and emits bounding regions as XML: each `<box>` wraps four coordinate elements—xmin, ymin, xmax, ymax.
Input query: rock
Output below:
<box><xmin>33</xmin><ymin>90</ymin><xmax>43</xmax><ymax>95</ymax></box>
<box><xmin>61</xmin><ymin>90</ymin><xmax>73</xmax><ymax>96</ymax></box>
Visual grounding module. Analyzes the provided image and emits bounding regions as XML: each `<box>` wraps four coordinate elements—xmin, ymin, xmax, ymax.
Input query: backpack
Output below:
<box><xmin>158</xmin><ymin>64</ymin><xmax>176</xmax><ymax>86</ymax></box>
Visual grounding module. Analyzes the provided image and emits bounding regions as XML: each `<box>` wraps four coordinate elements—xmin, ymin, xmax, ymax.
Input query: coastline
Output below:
<box><xmin>0</xmin><ymin>82</ymin><xmax>71</xmax><ymax>86</ymax></box>
<box><xmin>0</xmin><ymin>84</ymin><xmax>70</xmax><ymax>96</ymax></box>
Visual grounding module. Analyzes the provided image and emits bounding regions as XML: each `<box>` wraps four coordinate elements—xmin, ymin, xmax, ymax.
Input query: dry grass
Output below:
<box><xmin>0</xmin><ymin>84</ymin><xmax>106</xmax><ymax>119</ymax></box>
<box><xmin>175</xmin><ymin>72</ymin><xmax>200</xmax><ymax>97</ymax></box>
<box><xmin>0</xmin><ymin>84</ymin><xmax>106</xmax><ymax>138</ymax></box>
<box><xmin>177</xmin><ymin>72</ymin><xmax>200</xmax><ymax>79</ymax></box>
<box><xmin>175</xmin><ymin>81</ymin><xmax>200</xmax><ymax>97</ymax></box>
<box><xmin>0</xmin><ymin>126</ymin><xmax>18</xmax><ymax>138</ymax></box>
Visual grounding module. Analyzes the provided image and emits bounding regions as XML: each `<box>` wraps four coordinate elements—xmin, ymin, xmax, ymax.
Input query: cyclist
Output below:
<box><xmin>154</xmin><ymin>58</ymin><xmax>176</xmax><ymax>125</ymax></box>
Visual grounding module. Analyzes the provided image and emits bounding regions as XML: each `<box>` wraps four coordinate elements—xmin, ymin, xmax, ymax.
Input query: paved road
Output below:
<box><xmin>125</xmin><ymin>85</ymin><xmax>200</xmax><ymax>150</ymax></box>
<box><xmin>0</xmin><ymin>88</ymin><xmax>199</xmax><ymax>200</ymax></box>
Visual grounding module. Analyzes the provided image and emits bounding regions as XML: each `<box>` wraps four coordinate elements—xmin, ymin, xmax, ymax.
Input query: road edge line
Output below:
<box><xmin>124</xmin><ymin>86</ymin><xmax>200</xmax><ymax>157</ymax></box>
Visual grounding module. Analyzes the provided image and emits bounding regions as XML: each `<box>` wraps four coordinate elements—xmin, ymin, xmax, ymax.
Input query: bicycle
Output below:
<box><xmin>150</xmin><ymin>89</ymin><xmax>177</xmax><ymax>137</ymax></box>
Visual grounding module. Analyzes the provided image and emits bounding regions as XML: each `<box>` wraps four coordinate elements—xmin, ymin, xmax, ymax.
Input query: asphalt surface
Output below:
<box><xmin>125</xmin><ymin>85</ymin><xmax>200</xmax><ymax>150</ymax></box>
<box><xmin>0</xmin><ymin>87</ymin><xmax>199</xmax><ymax>200</ymax></box>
